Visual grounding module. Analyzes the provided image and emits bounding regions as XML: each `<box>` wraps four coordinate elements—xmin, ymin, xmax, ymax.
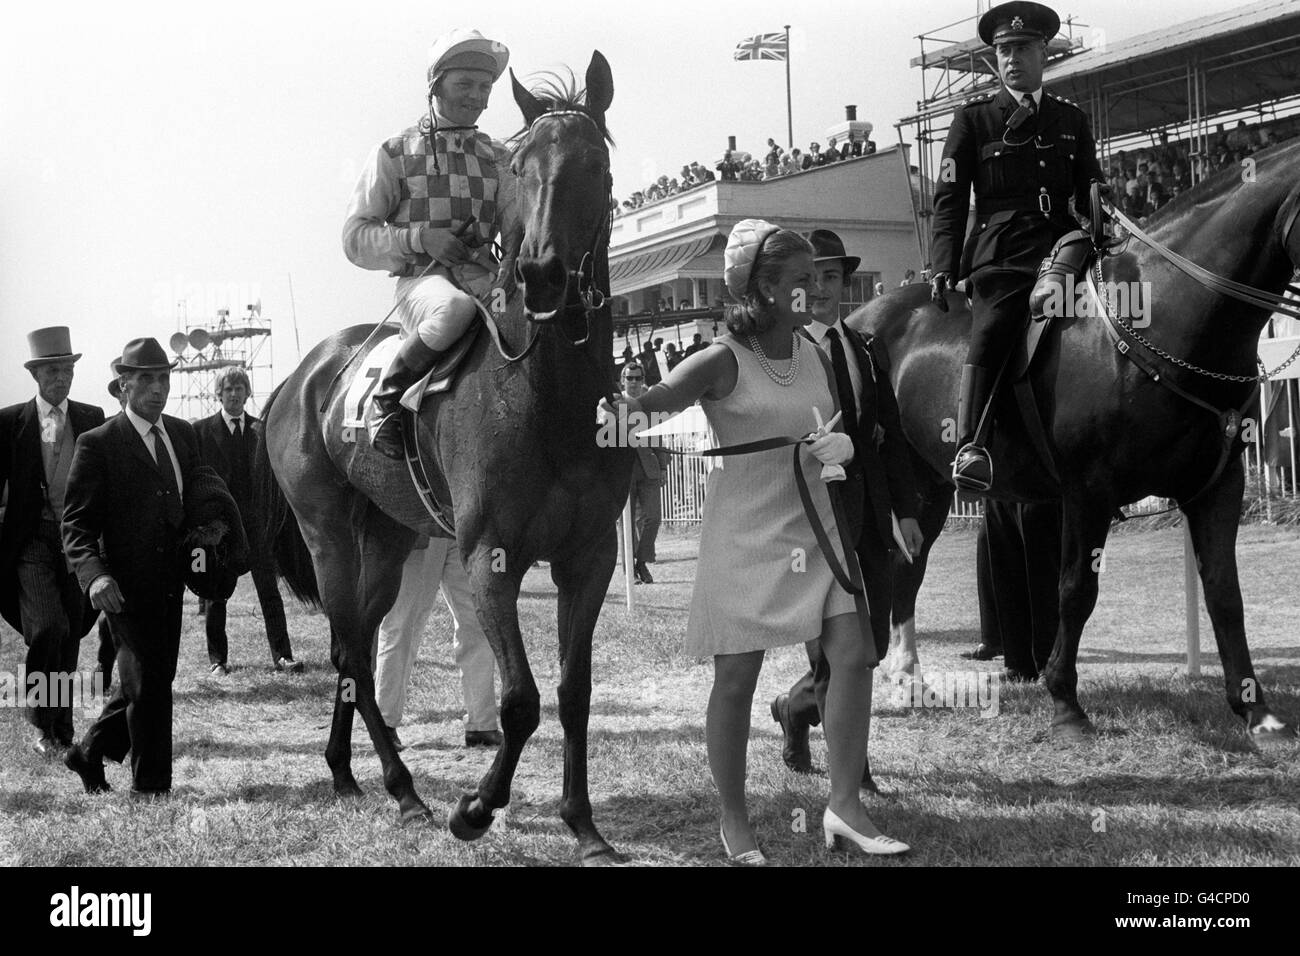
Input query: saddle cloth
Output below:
<box><xmin>341</xmin><ymin>298</ymin><xmax>491</xmax><ymax>430</ymax></box>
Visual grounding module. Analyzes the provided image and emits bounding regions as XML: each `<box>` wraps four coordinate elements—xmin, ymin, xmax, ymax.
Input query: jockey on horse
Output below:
<box><xmin>929</xmin><ymin>1</ymin><xmax>1104</xmax><ymax>491</ymax></box>
<box><xmin>343</xmin><ymin>27</ymin><xmax>512</xmax><ymax>459</ymax></box>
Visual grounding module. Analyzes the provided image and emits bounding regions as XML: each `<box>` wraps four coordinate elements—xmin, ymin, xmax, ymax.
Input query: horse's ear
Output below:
<box><xmin>511</xmin><ymin>69</ymin><xmax>547</xmax><ymax>128</ymax></box>
<box><xmin>585</xmin><ymin>51</ymin><xmax>613</xmax><ymax>128</ymax></box>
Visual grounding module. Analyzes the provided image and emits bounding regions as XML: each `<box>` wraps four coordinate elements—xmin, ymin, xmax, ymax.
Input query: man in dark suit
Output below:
<box><xmin>619</xmin><ymin>362</ymin><xmax>671</xmax><ymax>585</ymax></box>
<box><xmin>770</xmin><ymin>230</ymin><xmax>925</xmax><ymax>790</ymax></box>
<box><xmin>0</xmin><ymin>327</ymin><xmax>106</xmax><ymax>755</ymax></box>
<box><xmin>970</xmin><ymin>499</ymin><xmax>1061</xmax><ymax>681</ymax></box>
<box><xmin>194</xmin><ymin>367</ymin><xmax>299</xmax><ymax>675</ymax></box>
<box><xmin>928</xmin><ymin>1</ymin><xmax>1103</xmax><ymax>491</ymax></box>
<box><xmin>62</xmin><ymin>338</ymin><xmax>199</xmax><ymax>795</ymax></box>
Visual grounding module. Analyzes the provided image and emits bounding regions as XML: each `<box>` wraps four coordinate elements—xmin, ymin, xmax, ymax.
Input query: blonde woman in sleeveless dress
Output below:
<box><xmin>604</xmin><ymin>221</ymin><xmax>909</xmax><ymax>864</ymax></box>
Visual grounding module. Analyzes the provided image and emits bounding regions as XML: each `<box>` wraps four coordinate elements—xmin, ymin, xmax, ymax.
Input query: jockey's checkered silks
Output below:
<box><xmin>382</xmin><ymin>124</ymin><xmax>510</xmax><ymax>276</ymax></box>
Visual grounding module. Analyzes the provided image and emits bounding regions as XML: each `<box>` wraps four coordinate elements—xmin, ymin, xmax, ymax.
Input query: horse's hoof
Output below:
<box><xmin>334</xmin><ymin>778</ymin><xmax>364</xmax><ymax>799</ymax></box>
<box><xmin>580</xmin><ymin>844</ymin><xmax>629</xmax><ymax>867</ymax></box>
<box><xmin>399</xmin><ymin>799</ymin><xmax>435</xmax><ymax>827</ymax></box>
<box><xmin>448</xmin><ymin>793</ymin><xmax>494</xmax><ymax>842</ymax></box>
<box><xmin>1049</xmin><ymin>719</ymin><xmax>1096</xmax><ymax>744</ymax></box>
<box><xmin>1248</xmin><ymin>715</ymin><xmax>1296</xmax><ymax>751</ymax></box>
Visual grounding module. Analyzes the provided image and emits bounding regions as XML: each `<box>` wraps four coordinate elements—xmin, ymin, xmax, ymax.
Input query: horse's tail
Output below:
<box><xmin>254</xmin><ymin>383</ymin><xmax>323</xmax><ymax>610</ymax></box>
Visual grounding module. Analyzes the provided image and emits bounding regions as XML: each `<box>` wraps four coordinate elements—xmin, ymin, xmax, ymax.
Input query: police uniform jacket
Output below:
<box><xmin>930</xmin><ymin>87</ymin><xmax>1104</xmax><ymax>281</ymax></box>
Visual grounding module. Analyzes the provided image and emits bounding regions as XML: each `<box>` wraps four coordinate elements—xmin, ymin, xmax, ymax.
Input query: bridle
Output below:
<box><xmin>510</xmin><ymin>110</ymin><xmax>613</xmax><ymax>340</ymax></box>
<box><xmin>1100</xmin><ymin>185</ymin><xmax>1300</xmax><ymax>383</ymax></box>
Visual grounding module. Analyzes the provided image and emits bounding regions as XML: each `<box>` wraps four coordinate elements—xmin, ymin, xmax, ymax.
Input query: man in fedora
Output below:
<box><xmin>343</xmin><ymin>27</ymin><xmax>511</xmax><ymax>459</ymax></box>
<box><xmin>929</xmin><ymin>0</ymin><xmax>1103</xmax><ymax>492</ymax></box>
<box><xmin>62</xmin><ymin>338</ymin><xmax>200</xmax><ymax>795</ymax></box>
<box><xmin>0</xmin><ymin>327</ymin><xmax>105</xmax><ymax>755</ymax></box>
<box><xmin>770</xmin><ymin>230</ymin><xmax>925</xmax><ymax>790</ymax></box>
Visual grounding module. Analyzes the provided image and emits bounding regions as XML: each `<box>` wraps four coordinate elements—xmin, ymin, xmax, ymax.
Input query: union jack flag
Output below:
<box><xmin>734</xmin><ymin>32</ymin><xmax>788</xmax><ymax>61</ymax></box>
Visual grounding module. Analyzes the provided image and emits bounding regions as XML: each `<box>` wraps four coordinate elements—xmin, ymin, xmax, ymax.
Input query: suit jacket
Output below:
<box><xmin>62</xmin><ymin>412</ymin><xmax>200</xmax><ymax>613</ymax></box>
<box><xmin>930</xmin><ymin>86</ymin><xmax>1104</xmax><ymax>281</ymax></box>
<box><xmin>631</xmin><ymin>443</ymin><xmax>670</xmax><ymax>484</ymax></box>
<box><xmin>0</xmin><ymin>398</ymin><xmax>106</xmax><ymax>635</ymax></box>
<box><xmin>813</xmin><ymin>327</ymin><xmax>918</xmax><ymax>556</ymax></box>
<box><xmin>194</xmin><ymin>411</ymin><xmax>260</xmax><ymax>522</ymax></box>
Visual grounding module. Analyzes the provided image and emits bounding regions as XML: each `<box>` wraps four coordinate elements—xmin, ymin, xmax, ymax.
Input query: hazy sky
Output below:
<box><xmin>0</xmin><ymin>0</ymin><xmax>1249</xmax><ymax>413</ymax></box>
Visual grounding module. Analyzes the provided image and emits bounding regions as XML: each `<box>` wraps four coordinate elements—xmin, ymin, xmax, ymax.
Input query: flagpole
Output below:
<box><xmin>785</xmin><ymin>25</ymin><xmax>793</xmax><ymax>149</ymax></box>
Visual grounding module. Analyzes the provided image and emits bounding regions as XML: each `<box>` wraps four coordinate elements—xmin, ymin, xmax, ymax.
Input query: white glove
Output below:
<box><xmin>808</xmin><ymin>431</ymin><xmax>854</xmax><ymax>467</ymax></box>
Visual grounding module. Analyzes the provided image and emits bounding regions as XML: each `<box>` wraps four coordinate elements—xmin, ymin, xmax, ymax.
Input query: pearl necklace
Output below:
<box><xmin>747</xmin><ymin>332</ymin><xmax>800</xmax><ymax>386</ymax></box>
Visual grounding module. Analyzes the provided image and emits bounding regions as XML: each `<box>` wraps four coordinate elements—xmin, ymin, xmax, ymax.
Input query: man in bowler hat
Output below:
<box><xmin>0</xmin><ymin>327</ymin><xmax>105</xmax><ymax>755</ymax></box>
<box><xmin>62</xmin><ymin>338</ymin><xmax>200</xmax><ymax>795</ymax></box>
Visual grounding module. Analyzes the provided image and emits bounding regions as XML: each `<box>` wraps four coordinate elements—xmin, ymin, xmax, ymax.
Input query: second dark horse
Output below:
<box><xmin>856</xmin><ymin>139</ymin><xmax>1300</xmax><ymax>748</ymax></box>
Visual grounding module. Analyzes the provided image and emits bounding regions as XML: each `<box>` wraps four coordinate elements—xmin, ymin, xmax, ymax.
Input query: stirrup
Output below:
<box><xmin>368</xmin><ymin>408</ymin><xmax>406</xmax><ymax>460</ymax></box>
<box><xmin>952</xmin><ymin>442</ymin><xmax>993</xmax><ymax>493</ymax></box>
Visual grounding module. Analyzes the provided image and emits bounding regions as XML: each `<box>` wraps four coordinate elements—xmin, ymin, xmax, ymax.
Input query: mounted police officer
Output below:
<box><xmin>929</xmin><ymin>1</ymin><xmax>1104</xmax><ymax>490</ymax></box>
<box><xmin>343</xmin><ymin>28</ymin><xmax>511</xmax><ymax>459</ymax></box>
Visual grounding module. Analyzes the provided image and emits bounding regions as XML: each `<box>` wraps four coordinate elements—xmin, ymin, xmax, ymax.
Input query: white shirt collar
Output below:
<box><xmin>124</xmin><ymin>405</ymin><xmax>164</xmax><ymax>440</ymax></box>
<box><xmin>805</xmin><ymin>317</ymin><xmax>846</xmax><ymax>344</ymax></box>
<box><xmin>1006</xmin><ymin>86</ymin><xmax>1043</xmax><ymax>108</ymax></box>
<box><xmin>35</xmin><ymin>394</ymin><xmax>68</xmax><ymax>418</ymax></box>
<box><xmin>221</xmin><ymin>408</ymin><xmax>243</xmax><ymax>429</ymax></box>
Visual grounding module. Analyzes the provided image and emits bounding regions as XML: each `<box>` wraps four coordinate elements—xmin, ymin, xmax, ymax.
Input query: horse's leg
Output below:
<box><xmin>448</xmin><ymin>546</ymin><xmax>536</xmax><ymax>841</ymax></box>
<box><xmin>885</xmin><ymin>484</ymin><xmax>951</xmax><ymax>686</ymax></box>
<box><xmin>1042</xmin><ymin>491</ymin><xmax>1112</xmax><ymax>742</ymax></box>
<box><xmin>345</xmin><ymin>506</ymin><xmax>430</xmax><ymax>823</ymax></box>
<box><xmin>302</xmin><ymin>493</ymin><xmax>427</xmax><ymax>822</ymax></box>
<box><xmin>324</xmin><ymin>625</ymin><xmax>362</xmax><ymax>797</ymax></box>
<box><xmin>550</xmin><ymin>532</ymin><xmax>625</xmax><ymax>866</ymax></box>
<box><xmin>1181</xmin><ymin>460</ymin><xmax>1294</xmax><ymax>747</ymax></box>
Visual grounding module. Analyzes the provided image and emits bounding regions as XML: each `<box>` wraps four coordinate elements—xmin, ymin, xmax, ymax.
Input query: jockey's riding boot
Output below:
<box><xmin>952</xmin><ymin>364</ymin><xmax>994</xmax><ymax>492</ymax></box>
<box><xmin>370</xmin><ymin>336</ymin><xmax>443</xmax><ymax>460</ymax></box>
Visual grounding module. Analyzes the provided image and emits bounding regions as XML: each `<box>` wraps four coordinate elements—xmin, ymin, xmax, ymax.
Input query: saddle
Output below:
<box><xmin>981</xmin><ymin>183</ymin><xmax>1116</xmax><ymax>489</ymax></box>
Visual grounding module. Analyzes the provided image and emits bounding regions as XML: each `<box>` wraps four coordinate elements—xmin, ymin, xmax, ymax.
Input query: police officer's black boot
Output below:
<box><xmin>952</xmin><ymin>364</ymin><xmax>994</xmax><ymax>492</ymax></box>
<box><xmin>369</xmin><ymin>336</ymin><xmax>442</xmax><ymax>460</ymax></box>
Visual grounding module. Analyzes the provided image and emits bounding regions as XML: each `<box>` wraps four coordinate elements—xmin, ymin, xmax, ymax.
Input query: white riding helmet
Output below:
<box><xmin>427</xmin><ymin>28</ymin><xmax>510</xmax><ymax>88</ymax></box>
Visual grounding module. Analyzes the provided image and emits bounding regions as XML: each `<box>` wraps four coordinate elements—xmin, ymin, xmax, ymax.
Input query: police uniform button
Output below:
<box><xmin>1039</xmin><ymin>160</ymin><xmax>1046</xmax><ymax>167</ymax></box>
<box><xmin>995</xmin><ymin>150</ymin><xmax>1002</xmax><ymax>156</ymax></box>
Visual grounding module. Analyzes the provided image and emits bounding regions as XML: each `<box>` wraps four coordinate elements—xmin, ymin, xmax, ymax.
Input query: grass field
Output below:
<box><xmin>2</xmin><ymin>523</ymin><xmax>1298</xmax><ymax>867</ymax></box>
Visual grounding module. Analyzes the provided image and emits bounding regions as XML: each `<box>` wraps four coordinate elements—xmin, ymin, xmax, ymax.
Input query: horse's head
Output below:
<box><xmin>508</xmin><ymin>53</ymin><xmax>614</xmax><ymax>319</ymax></box>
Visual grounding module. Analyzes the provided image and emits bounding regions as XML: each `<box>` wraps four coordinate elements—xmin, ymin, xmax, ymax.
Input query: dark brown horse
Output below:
<box><xmin>853</xmin><ymin>138</ymin><xmax>1300</xmax><ymax>747</ymax></box>
<box><xmin>256</xmin><ymin>54</ymin><xmax>632</xmax><ymax>863</ymax></box>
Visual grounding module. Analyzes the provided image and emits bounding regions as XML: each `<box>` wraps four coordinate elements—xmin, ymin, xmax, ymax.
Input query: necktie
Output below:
<box><xmin>824</xmin><ymin>327</ymin><xmax>858</xmax><ymax>437</ymax></box>
<box><xmin>1021</xmin><ymin>93</ymin><xmax>1036</xmax><ymax>115</ymax></box>
<box><xmin>150</xmin><ymin>425</ymin><xmax>184</xmax><ymax>528</ymax></box>
<box><xmin>231</xmin><ymin>418</ymin><xmax>249</xmax><ymax>495</ymax></box>
<box><xmin>42</xmin><ymin>406</ymin><xmax>65</xmax><ymax>477</ymax></box>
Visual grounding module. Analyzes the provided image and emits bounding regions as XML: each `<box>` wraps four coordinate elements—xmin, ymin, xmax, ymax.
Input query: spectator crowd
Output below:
<box><xmin>614</xmin><ymin>132</ymin><xmax>878</xmax><ymax>217</ymax></box>
<box><xmin>1106</xmin><ymin>116</ymin><xmax>1298</xmax><ymax>220</ymax></box>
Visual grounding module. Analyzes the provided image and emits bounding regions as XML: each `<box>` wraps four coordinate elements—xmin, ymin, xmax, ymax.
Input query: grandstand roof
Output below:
<box><xmin>906</xmin><ymin>0</ymin><xmax>1300</xmax><ymax>137</ymax></box>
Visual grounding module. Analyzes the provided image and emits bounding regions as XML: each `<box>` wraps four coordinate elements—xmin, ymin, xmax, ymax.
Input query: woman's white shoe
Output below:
<box><xmin>822</xmin><ymin>808</ymin><xmax>910</xmax><ymax>856</ymax></box>
<box><xmin>720</xmin><ymin>827</ymin><xmax>769</xmax><ymax>867</ymax></box>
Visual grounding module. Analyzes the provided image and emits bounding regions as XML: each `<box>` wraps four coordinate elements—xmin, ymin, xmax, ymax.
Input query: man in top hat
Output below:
<box><xmin>343</xmin><ymin>27</ymin><xmax>512</xmax><ymax>459</ymax></box>
<box><xmin>62</xmin><ymin>338</ymin><xmax>201</xmax><ymax>795</ymax></box>
<box><xmin>194</xmin><ymin>367</ymin><xmax>301</xmax><ymax>676</ymax></box>
<box><xmin>929</xmin><ymin>0</ymin><xmax>1103</xmax><ymax>492</ymax></box>
<box><xmin>0</xmin><ymin>327</ymin><xmax>105</xmax><ymax>755</ymax></box>
<box><xmin>770</xmin><ymin>230</ymin><xmax>925</xmax><ymax>789</ymax></box>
